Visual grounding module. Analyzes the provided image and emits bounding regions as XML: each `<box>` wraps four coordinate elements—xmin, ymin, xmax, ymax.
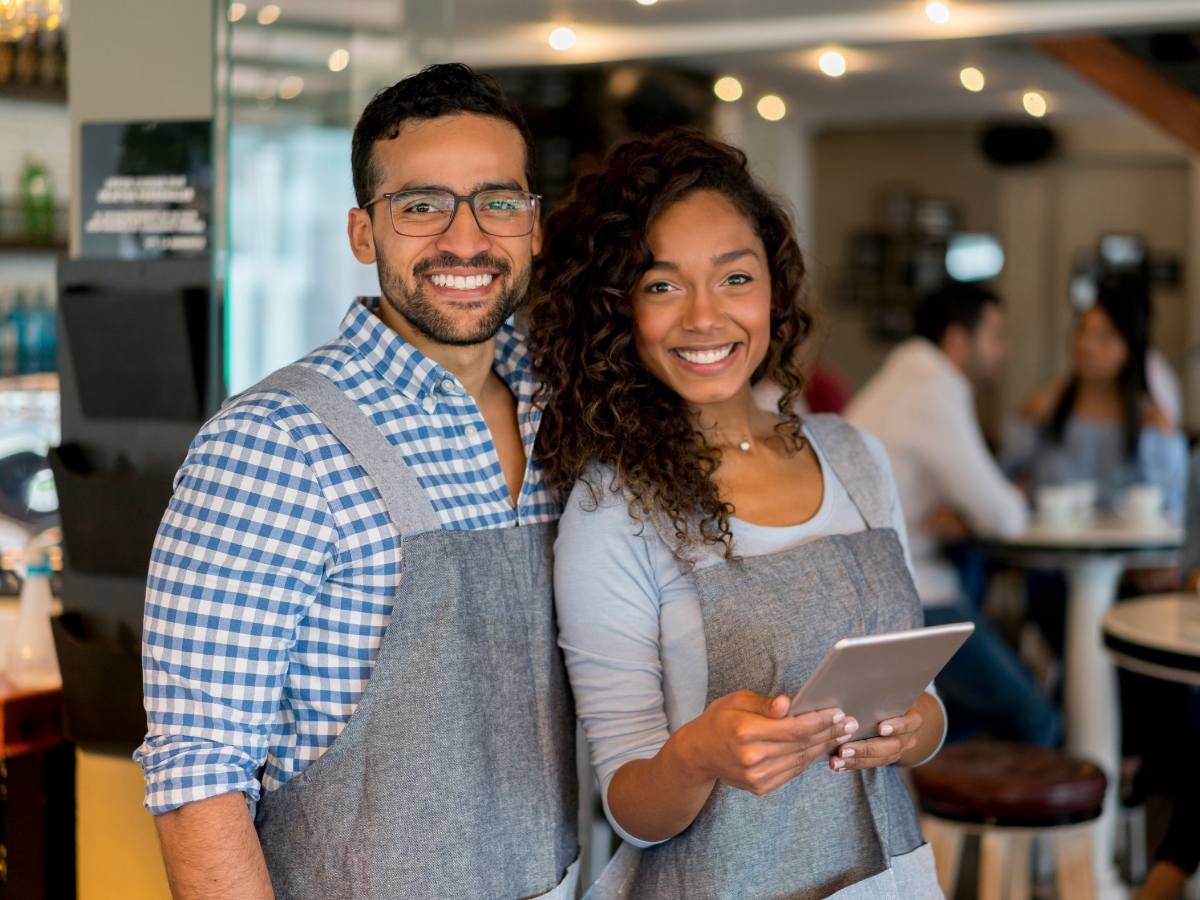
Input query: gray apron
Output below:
<box><xmin>249</xmin><ymin>365</ymin><xmax>579</xmax><ymax>900</ymax></box>
<box><xmin>586</xmin><ymin>414</ymin><xmax>942</xmax><ymax>900</ymax></box>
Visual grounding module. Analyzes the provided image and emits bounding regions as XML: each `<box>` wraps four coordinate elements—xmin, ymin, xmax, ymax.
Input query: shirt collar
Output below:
<box><xmin>337</xmin><ymin>296</ymin><xmax>536</xmax><ymax>406</ymax></box>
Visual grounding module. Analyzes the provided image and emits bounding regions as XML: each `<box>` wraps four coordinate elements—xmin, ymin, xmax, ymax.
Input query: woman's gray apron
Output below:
<box><xmin>586</xmin><ymin>415</ymin><xmax>942</xmax><ymax>900</ymax></box>
<box><xmin>249</xmin><ymin>365</ymin><xmax>579</xmax><ymax>900</ymax></box>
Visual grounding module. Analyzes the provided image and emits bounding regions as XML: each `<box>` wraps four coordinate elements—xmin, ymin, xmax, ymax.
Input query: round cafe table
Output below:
<box><xmin>1103</xmin><ymin>593</ymin><xmax>1200</xmax><ymax>687</ymax></box>
<box><xmin>975</xmin><ymin>519</ymin><xmax>1183</xmax><ymax>900</ymax></box>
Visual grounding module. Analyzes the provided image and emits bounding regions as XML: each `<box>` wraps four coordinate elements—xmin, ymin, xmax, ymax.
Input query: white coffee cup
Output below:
<box><xmin>1122</xmin><ymin>483</ymin><xmax>1164</xmax><ymax>532</ymax></box>
<box><xmin>1037</xmin><ymin>485</ymin><xmax>1079</xmax><ymax>532</ymax></box>
<box><xmin>1065</xmin><ymin>481</ymin><xmax>1097</xmax><ymax>529</ymax></box>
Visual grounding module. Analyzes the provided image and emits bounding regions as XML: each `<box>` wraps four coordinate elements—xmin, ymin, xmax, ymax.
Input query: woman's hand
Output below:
<box><xmin>607</xmin><ymin>690</ymin><xmax>856</xmax><ymax>843</ymax></box>
<box><xmin>679</xmin><ymin>690</ymin><xmax>857</xmax><ymax>795</ymax></box>
<box><xmin>829</xmin><ymin>691</ymin><xmax>944</xmax><ymax>772</ymax></box>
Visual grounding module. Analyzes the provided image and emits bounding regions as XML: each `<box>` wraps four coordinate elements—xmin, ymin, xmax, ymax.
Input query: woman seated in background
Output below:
<box><xmin>529</xmin><ymin>128</ymin><xmax>944</xmax><ymax>900</ymax></box>
<box><xmin>1004</xmin><ymin>272</ymin><xmax>1187</xmax><ymax>519</ymax></box>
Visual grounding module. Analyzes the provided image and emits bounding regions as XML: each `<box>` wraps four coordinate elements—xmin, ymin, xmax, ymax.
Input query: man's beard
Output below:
<box><xmin>377</xmin><ymin>251</ymin><xmax>529</xmax><ymax>347</ymax></box>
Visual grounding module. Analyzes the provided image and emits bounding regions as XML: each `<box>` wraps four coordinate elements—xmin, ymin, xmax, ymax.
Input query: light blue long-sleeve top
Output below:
<box><xmin>1003</xmin><ymin>416</ymin><xmax>1188</xmax><ymax>520</ymax></box>
<box><xmin>554</xmin><ymin>424</ymin><xmax>942</xmax><ymax>848</ymax></box>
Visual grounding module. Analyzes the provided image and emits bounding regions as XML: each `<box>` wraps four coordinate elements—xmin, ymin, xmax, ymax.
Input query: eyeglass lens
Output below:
<box><xmin>389</xmin><ymin>190</ymin><xmax>536</xmax><ymax>237</ymax></box>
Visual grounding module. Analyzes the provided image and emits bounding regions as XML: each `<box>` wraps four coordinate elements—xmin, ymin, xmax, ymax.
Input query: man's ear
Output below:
<box><xmin>530</xmin><ymin>211</ymin><xmax>543</xmax><ymax>258</ymax></box>
<box><xmin>348</xmin><ymin>208</ymin><xmax>378</xmax><ymax>264</ymax></box>
<box><xmin>939</xmin><ymin>323</ymin><xmax>971</xmax><ymax>368</ymax></box>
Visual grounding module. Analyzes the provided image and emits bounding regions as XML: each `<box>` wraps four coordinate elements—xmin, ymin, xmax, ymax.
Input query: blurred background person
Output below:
<box><xmin>847</xmin><ymin>283</ymin><xmax>1059</xmax><ymax>745</ymax></box>
<box><xmin>1005</xmin><ymin>274</ymin><xmax>1188</xmax><ymax>660</ymax></box>
<box><xmin>1005</xmin><ymin>272</ymin><xmax>1187</xmax><ymax>519</ymax></box>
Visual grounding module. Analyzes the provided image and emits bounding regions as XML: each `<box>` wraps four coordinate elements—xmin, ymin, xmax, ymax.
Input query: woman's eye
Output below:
<box><xmin>645</xmin><ymin>281</ymin><xmax>675</xmax><ymax>294</ymax></box>
<box><xmin>725</xmin><ymin>273</ymin><xmax>753</xmax><ymax>286</ymax></box>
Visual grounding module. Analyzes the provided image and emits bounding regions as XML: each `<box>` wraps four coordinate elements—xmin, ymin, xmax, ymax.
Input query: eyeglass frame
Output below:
<box><xmin>361</xmin><ymin>189</ymin><xmax>543</xmax><ymax>238</ymax></box>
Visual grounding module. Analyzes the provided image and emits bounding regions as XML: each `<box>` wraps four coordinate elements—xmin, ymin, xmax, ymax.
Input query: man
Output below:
<box><xmin>136</xmin><ymin>64</ymin><xmax>578</xmax><ymax>899</ymax></box>
<box><xmin>846</xmin><ymin>283</ymin><xmax>1060</xmax><ymax>745</ymax></box>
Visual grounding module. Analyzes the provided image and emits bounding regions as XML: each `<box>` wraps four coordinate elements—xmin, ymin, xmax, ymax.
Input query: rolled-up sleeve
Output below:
<box><xmin>135</xmin><ymin>411</ymin><xmax>338</xmax><ymax>815</ymax></box>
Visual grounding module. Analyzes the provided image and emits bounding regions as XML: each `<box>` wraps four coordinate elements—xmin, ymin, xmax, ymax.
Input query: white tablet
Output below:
<box><xmin>787</xmin><ymin>623</ymin><xmax>974</xmax><ymax>739</ymax></box>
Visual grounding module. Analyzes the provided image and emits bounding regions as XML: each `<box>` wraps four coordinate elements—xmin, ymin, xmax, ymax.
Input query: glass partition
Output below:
<box><xmin>217</xmin><ymin>0</ymin><xmax>448</xmax><ymax>392</ymax></box>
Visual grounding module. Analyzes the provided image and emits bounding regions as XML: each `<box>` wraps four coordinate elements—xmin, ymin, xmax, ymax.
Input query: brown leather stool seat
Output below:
<box><xmin>913</xmin><ymin>740</ymin><xmax>1107</xmax><ymax>827</ymax></box>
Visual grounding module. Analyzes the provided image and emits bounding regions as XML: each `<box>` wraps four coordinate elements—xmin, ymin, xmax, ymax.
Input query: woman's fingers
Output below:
<box><xmin>830</xmin><ymin>731</ymin><xmax>920</xmax><ymax>771</ymax></box>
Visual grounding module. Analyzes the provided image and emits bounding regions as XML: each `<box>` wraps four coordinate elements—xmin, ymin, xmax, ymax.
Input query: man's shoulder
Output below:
<box><xmin>196</xmin><ymin>338</ymin><xmax>365</xmax><ymax>448</ymax></box>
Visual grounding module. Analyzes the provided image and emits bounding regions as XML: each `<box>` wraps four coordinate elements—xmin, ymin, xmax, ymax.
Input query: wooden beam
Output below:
<box><xmin>1038</xmin><ymin>35</ymin><xmax>1200</xmax><ymax>154</ymax></box>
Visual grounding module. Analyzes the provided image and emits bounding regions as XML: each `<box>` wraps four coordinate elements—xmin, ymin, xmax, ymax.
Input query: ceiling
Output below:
<box><xmin>227</xmin><ymin>0</ymin><xmax>1200</xmax><ymax>128</ymax></box>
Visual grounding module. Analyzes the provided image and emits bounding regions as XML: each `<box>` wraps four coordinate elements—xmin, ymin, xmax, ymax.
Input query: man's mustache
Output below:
<box><xmin>412</xmin><ymin>253</ymin><xmax>512</xmax><ymax>279</ymax></box>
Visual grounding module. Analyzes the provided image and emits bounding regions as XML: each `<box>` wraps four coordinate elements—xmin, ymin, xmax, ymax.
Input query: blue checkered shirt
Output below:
<box><xmin>135</xmin><ymin>297</ymin><xmax>559</xmax><ymax>815</ymax></box>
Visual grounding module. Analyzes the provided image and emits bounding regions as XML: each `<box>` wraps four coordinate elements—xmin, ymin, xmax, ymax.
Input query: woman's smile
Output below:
<box><xmin>672</xmin><ymin>342</ymin><xmax>742</xmax><ymax>372</ymax></box>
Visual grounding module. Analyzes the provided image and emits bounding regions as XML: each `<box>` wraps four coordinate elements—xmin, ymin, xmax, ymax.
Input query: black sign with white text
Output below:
<box><xmin>80</xmin><ymin>120</ymin><xmax>211</xmax><ymax>259</ymax></box>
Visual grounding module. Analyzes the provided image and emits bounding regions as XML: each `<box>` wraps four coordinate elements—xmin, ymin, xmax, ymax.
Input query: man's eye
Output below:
<box><xmin>405</xmin><ymin>202</ymin><xmax>437</xmax><ymax>214</ymax></box>
<box><xmin>483</xmin><ymin>200</ymin><xmax>520</xmax><ymax>211</ymax></box>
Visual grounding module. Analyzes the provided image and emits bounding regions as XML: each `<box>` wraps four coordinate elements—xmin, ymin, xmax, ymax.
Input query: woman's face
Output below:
<box><xmin>631</xmin><ymin>190</ymin><xmax>773</xmax><ymax>409</ymax></box>
<box><xmin>1072</xmin><ymin>305</ymin><xmax>1128</xmax><ymax>382</ymax></box>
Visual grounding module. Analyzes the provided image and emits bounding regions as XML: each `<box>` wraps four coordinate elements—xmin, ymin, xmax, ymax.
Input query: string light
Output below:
<box><xmin>228</xmin><ymin>2</ymin><xmax>246</xmax><ymax>21</ymax></box>
<box><xmin>278</xmin><ymin>76</ymin><xmax>304</xmax><ymax>100</ymax></box>
<box><xmin>926</xmin><ymin>2</ymin><xmax>949</xmax><ymax>23</ymax></box>
<box><xmin>714</xmin><ymin>77</ymin><xmax>743</xmax><ymax>102</ymax></box>
<box><xmin>257</xmin><ymin>4</ymin><xmax>281</xmax><ymax>24</ymax></box>
<box><xmin>328</xmin><ymin>48</ymin><xmax>350</xmax><ymax>72</ymax></box>
<box><xmin>549</xmin><ymin>26</ymin><xmax>576</xmax><ymax>50</ymax></box>
<box><xmin>819</xmin><ymin>51</ymin><xmax>847</xmax><ymax>77</ymax></box>
<box><xmin>757</xmin><ymin>95</ymin><xmax>786</xmax><ymax>121</ymax></box>
<box><xmin>1023</xmin><ymin>91</ymin><xmax>1047</xmax><ymax>117</ymax></box>
<box><xmin>960</xmin><ymin>67</ymin><xmax>984</xmax><ymax>92</ymax></box>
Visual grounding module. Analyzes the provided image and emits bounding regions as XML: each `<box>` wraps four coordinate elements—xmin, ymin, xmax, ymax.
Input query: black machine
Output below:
<box><xmin>51</xmin><ymin>256</ymin><xmax>218</xmax><ymax>755</ymax></box>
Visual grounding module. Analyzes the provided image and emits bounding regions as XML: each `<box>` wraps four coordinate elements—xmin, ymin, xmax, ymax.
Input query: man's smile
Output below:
<box><xmin>427</xmin><ymin>272</ymin><xmax>495</xmax><ymax>291</ymax></box>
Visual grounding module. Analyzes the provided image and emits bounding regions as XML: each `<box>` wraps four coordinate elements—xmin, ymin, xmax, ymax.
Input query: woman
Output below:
<box><xmin>529</xmin><ymin>128</ymin><xmax>945</xmax><ymax>900</ymax></box>
<box><xmin>1004</xmin><ymin>274</ymin><xmax>1187</xmax><ymax>518</ymax></box>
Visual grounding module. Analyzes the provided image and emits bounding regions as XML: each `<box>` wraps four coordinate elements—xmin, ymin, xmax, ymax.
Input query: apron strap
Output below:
<box><xmin>804</xmin><ymin>414</ymin><xmax>892</xmax><ymax>530</ymax></box>
<box><xmin>249</xmin><ymin>364</ymin><xmax>443</xmax><ymax>537</ymax></box>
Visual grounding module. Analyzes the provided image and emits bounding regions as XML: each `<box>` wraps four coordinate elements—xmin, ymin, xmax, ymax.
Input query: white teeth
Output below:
<box><xmin>429</xmin><ymin>273</ymin><xmax>494</xmax><ymax>289</ymax></box>
<box><xmin>677</xmin><ymin>345</ymin><xmax>735</xmax><ymax>365</ymax></box>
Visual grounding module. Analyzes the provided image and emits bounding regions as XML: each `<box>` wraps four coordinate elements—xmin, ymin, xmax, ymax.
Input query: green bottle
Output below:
<box><xmin>20</xmin><ymin>154</ymin><xmax>54</xmax><ymax>242</ymax></box>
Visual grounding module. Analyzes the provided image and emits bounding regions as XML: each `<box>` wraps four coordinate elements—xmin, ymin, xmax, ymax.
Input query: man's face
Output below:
<box><xmin>347</xmin><ymin>113</ymin><xmax>540</xmax><ymax>346</ymax></box>
<box><xmin>964</xmin><ymin>302</ymin><xmax>1009</xmax><ymax>386</ymax></box>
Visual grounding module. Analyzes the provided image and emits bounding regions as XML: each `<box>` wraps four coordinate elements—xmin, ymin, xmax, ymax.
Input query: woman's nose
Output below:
<box><xmin>680</xmin><ymin>288</ymin><xmax>725</xmax><ymax>332</ymax></box>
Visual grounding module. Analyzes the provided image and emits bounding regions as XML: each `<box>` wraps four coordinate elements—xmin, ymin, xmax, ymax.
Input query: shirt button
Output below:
<box><xmin>464</xmin><ymin>424</ymin><xmax>478</xmax><ymax>437</ymax></box>
<box><xmin>422</xmin><ymin>396</ymin><xmax>436</xmax><ymax>413</ymax></box>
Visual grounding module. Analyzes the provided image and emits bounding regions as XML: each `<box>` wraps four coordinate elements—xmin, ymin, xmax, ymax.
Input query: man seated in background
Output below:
<box><xmin>846</xmin><ymin>283</ymin><xmax>1060</xmax><ymax>745</ymax></box>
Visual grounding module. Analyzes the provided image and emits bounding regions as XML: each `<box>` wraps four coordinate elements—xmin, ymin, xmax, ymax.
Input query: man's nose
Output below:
<box><xmin>436</xmin><ymin>200</ymin><xmax>491</xmax><ymax>260</ymax></box>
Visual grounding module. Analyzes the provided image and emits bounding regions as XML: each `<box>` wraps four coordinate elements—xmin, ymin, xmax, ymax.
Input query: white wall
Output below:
<box><xmin>68</xmin><ymin>0</ymin><xmax>214</xmax><ymax>256</ymax></box>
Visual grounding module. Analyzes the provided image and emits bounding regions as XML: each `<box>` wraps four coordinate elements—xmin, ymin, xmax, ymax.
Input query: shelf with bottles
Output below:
<box><xmin>0</xmin><ymin>153</ymin><xmax>67</xmax><ymax>253</ymax></box>
<box><xmin>0</xmin><ymin>29</ymin><xmax>66</xmax><ymax>104</ymax></box>
<box><xmin>0</xmin><ymin>287</ymin><xmax>57</xmax><ymax>383</ymax></box>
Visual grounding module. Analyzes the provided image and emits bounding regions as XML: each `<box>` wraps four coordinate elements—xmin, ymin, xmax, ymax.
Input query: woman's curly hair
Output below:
<box><xmin>528</xmin><ymin>127</ymin><xmax>814</xmax><ymax>562</ymax></box>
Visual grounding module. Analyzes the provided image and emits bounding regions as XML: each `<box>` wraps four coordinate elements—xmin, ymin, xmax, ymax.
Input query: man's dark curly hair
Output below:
<box><xmin>528</xmin><ymin>127</ymin><xmax>813</xmax><ymax>562</ymax></box>
<box><xmin>351</xmin><ymin>62</ymin><xmax>537</xmax><ymax>209</ymax></box>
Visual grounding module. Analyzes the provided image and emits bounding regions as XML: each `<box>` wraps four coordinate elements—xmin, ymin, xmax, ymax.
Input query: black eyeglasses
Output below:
<box><xmin>362</xmin><ymin>189</ymin><xmax>541</xmax><ymax>237</ymax></box>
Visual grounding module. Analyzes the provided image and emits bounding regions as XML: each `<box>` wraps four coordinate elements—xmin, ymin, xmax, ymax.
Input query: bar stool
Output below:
<box><xmin>912</xmin><ymin>741</ymin><xmax>1107</xmax><ymax>900</ymax></box>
